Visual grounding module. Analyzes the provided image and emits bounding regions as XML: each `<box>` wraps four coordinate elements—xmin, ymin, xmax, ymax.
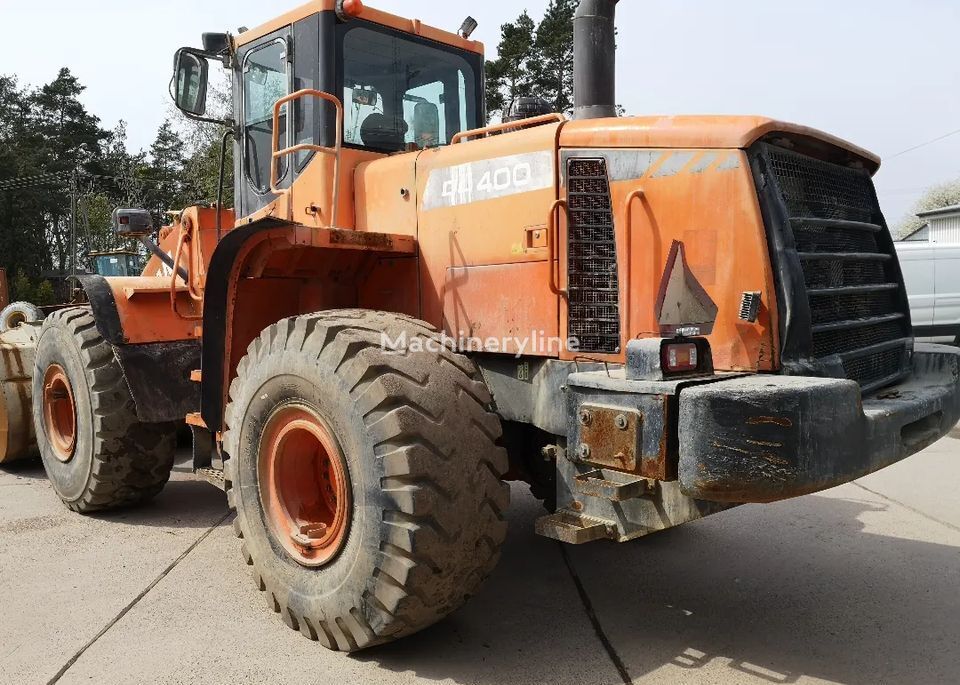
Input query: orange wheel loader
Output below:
<box><xmin>3</xmin><ymin>0</ymin><xmax>959</xmax><ymax>652</ymax></box>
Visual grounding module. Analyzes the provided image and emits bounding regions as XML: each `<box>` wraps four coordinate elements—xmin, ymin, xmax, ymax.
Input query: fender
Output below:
<box><xmin>199</xmin><ymin>217</ymin><xmax>418</xmax><ymax>432</ymax></box>
<box><xmin>199</xmin><ymin>217</ymin><xmax>288</xmax><ymax>432</ymax></box>
<box><xmin>76</xmin><ymin>274</ymin><xmax>200</xmax><ymax>423</ymax></box>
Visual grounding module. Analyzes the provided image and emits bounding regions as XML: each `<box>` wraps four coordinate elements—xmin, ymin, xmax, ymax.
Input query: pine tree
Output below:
<box><xmin>26</xmin><ymin>68</ymin><xmax>110</xmax><ymax>276</ymax></box>
<box><xmin>532</xmin><ymin>0</ymin><xmax>577</xmax><ymax>115</ymax></box>
<box><xmin>485</xmin><ymin>12</ymin><xmax>538</xmax><ymax>120</ymax></box>
<box><xmin>485</xmin><ymin>2</ymin><xmax>579</xmax><ymax>121</ymax></box>
<box><xmin>147</xmin><ymin>119</ymin><xmax>189</xmax><ymax>219</ymax></box>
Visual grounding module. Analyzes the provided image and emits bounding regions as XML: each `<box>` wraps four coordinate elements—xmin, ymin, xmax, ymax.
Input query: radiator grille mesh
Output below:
<box><xmin>758</xmin><ymin>143</ymin><xmax>911</xmax><ymax>392</ymax></box>
<box><xmin>566</xmin><ymin>158</ymin><xmax>620</xmax><ymax>354</ymax></box>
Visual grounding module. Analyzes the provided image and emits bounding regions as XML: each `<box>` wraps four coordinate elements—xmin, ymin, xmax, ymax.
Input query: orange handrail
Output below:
<box><xmin>624</xmin><ymin>189</ymin><xmax>644</xmax><ymax>340</ymax></box>
<box><xmin>452</xmin><ymin>113</ymin><xmax>566</xmax><ymax>144</ymax></box>
<box><xmin>547</xmin><ymin>199</ymin><xmax>569</xmax><ymax>298</ymax></box>
<box><xmin>624</xmin><ymin>188</ymin><xmax>661</xmax><ymax>335</ymax></box>
<box><xmin>170</xmin><ymin>227</ymin><xmax>202</xmax><ymax>321</ymax></box>
<box><xmin>270</xmin><ymin>89</ymin><xmax>344</xmax><ymax>226</ymax></box>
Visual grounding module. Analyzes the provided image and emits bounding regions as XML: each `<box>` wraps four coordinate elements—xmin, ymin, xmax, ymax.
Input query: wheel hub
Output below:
<box><xmin>42</xmin><ymin>364</ymin><xmax>77</xmax><ymax>463</ymax></box>
<box><xmin>258</xmin><ymin>404</ymin><xmax>351</xmax><ymax>567</ymax></box>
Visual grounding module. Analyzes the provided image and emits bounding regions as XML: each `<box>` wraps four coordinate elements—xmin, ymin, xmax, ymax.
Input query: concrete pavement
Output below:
<box><xmin>1</xmin><ymin>438</ymin><xmax>958</xmax><ymax>684</ymax></box>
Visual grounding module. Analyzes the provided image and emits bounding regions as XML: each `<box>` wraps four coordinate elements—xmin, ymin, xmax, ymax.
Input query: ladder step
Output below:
<box><xmin>535</xmin><ymin>511</ymin><xmax>612</xmax><ymax>544</ymax></box>
<box><xmin>574</xmin><ymin>468</ymin><xmax>655</xmax><ymax>502</ymax></box>
<box><xmin>195</xmin><ymin>467</ymin><xmax>225</xmax><ymax>492</ymax></box>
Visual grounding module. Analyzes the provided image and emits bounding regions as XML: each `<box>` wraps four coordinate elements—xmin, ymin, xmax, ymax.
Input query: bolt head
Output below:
<box><xmin>578</xmin><ymin>409</ymin><xmax>592</xmax><ymax>426</ymax></box>
<box><xmin>578</xmin><ymin>443</ymin><xmax>591</xmax><ymax>459</ymax></box>
<box><xmin>615</xmin><ymin>414</ymin><xmax>628</xmax><ymax>430</ymax></box>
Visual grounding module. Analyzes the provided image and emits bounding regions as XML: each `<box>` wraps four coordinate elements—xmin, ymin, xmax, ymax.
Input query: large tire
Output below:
<box><xmin>0</xmin><ymin>301</ymin><xmax>43</xmax><ymax>332</ymax></box>
<box><xmin>33</xmin><ymin>307</ymin><xmax>177</xmax><ymax>513</ymax></box>
<box><xmin>224</xmin><ymin>310</ymin><xmax>509</xmax><ymax>651</ymax></box>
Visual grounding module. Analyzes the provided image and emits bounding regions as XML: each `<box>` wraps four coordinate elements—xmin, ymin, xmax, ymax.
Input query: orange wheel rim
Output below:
<box><xmin>42</xmin><ymin>364</ymin><xmax>77</xmax><ymax>463</ymax></box>
<box><xmin>258</xmin><ymin>404</ymin><xmax>351</xmax><ymax>567</ymax></box>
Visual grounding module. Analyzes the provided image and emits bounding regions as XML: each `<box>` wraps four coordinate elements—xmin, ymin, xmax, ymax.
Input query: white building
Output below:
<box><xmin>908</xmin><ymin>204</ymin><xmax>960</xmax><ymax>243</ymax></box>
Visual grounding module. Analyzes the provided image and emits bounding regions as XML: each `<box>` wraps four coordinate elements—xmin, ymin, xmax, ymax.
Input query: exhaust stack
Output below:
<box><xmin>573</xmin><ymin>0</ymin><xmax>618</xmax><ymax>120</ymax></box>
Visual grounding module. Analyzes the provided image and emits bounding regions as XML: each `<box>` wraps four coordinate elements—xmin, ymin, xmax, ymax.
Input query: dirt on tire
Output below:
<box><xmin>33</xmin><ymin>307</ymin><xmax>177</xmax><ymax>512</ymax></box>
<box><xmin>224</xmin><ymin>309</ymin><xmax>510</xmax><ymax>651</ymax></box>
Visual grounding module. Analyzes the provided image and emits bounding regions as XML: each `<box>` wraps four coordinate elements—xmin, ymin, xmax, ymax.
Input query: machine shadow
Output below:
<box><xmin>89</xmin><ymin>454</ymin><xmax>227</xmax><ymax>530</ymax></box>
<box><xmin>357</xmin><ymin>486</ymin><xmax>960</xmax><ymax>685</ymax></box>
<box><xmin>0</xmin><ymin>458</ymin><xmax>46</xmax><ymax>480</ymax></box>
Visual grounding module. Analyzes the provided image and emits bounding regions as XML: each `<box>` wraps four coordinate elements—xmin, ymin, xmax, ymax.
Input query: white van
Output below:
<box><xmin>895</xmin><ymin>240</ymin><xmax>960</xmax><ymax>342</ymax></box>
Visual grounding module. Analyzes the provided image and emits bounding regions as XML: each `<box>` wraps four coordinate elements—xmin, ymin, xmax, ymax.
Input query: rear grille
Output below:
<box><xmin>753</xmin><ymin>142</ymin><xmax>912</xmax><ymax>393</ymax></box>
<box><xmin>842</xmin><ymin>347</ymin><xmax>904</xmax><ymax>390</ymax></box>
<box><xmin>566</xmin><ymin>158</ymin><xmax>621</xmax><ymax>354</ymax></box>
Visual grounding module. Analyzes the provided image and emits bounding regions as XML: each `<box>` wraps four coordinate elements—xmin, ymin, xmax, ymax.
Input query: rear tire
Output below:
<box><xmin>224</xmin><ymin>310</ymin><xmax>509</xmax><ymax>651</ymax></box>
<box><xmin>33</xmin><ymin>307</ymin><xmax>177</xmax><ymax>513</ymax></box>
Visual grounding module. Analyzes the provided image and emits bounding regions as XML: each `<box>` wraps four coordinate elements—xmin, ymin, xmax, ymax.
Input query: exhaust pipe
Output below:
<box><xmin>573</xmin><ymin>0</ymin><xmax>618</xmax><ymax>120</ymax></box>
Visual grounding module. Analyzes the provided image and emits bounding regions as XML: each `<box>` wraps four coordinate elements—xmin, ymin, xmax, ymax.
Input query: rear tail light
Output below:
<box><xmin>662</xmin><ymin>342</ymin><xmax>699</xmax><ymax>373</ymax></box>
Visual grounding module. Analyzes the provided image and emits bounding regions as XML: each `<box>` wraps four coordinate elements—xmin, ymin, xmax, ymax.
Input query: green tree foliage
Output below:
<box><xmin>485</xmin><ymin>2</ymin><xmax>626</xmax><ymax>121</ymax></box>
<box><xmin>485</xmin><ymin>12</ymin><xmax>538</xmax><ymax>119</ymax></box>
<box><xmin>486</xmin><ymin>1</ymin><xmax>577</xmax><ymax>121</ymax></box>
<box><xmin>896</xmin><ymin>179</ymin><xmax>960</xmax><ymax>239</ymax></box>
<box><xmin>532</xmin><ymin>0</ymin><xmax>578</xmax><ymax>115</ymax></box>
<box><xmin>34</xmin><ymin>280</ymin><xmax>55</xmax><ymax>306</ymax></box>
<box><xmin>10</xmin><ymin>269</ymin><xmax>33</xmax><ymax>302</ymax></box>
<box><xmin>0</xmin><ymin>67</ymin><xmax>233</xmax><ymax>302</ymax></box>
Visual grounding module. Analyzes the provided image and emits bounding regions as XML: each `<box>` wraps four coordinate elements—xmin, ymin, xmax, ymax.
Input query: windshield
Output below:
<box><xmin>341</xmin><ymin>26</ymin><xmax>480</xmax><ymax>152</ymax></box>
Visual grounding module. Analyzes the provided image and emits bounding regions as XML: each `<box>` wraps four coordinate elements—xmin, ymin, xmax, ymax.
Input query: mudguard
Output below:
<box><xmin>76</xmin><ymin>275</ymin><xmax>200</xmax><ymax>424</ymax></box>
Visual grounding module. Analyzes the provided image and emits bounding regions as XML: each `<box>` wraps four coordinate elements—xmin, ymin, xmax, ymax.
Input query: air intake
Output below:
<box><xmin>566</xmin><ymin>157</ymin><xmax>621</xmax><ymax>354</ymax></box>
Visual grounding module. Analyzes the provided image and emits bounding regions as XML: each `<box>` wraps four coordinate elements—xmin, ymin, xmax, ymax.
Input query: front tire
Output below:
<box><xmin>33</xmin><ymin>307</ymin><xmax>177</xmax><ymax>512</ymax></box>
<box><xmin>224</xmin><ymin>310</ymin><xmax>509</xmax><ymax>651</ymax></box>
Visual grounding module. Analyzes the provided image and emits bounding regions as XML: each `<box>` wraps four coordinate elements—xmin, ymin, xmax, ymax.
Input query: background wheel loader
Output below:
<box><xmin>3</xmin><ymin>0</ymin><xmax>960</xmax><ymax>652</ymax></box>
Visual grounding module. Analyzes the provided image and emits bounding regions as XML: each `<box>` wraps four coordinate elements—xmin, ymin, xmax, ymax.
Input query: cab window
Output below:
<box><xmin>243</xmin><ymin>39</ymin><xmax>289</xmax><ymax>193</ymax></box>
<box><xmin>341</xmin><ymin>26</ymin><xmax>478</xmax><ymax>153</ymax></box>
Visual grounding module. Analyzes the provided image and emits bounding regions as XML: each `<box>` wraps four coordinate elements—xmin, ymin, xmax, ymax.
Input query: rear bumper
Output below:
<box><xmin>678</xmin><ymin>343</ymin><xmax>960</xmax><ymax>503</ymax></box>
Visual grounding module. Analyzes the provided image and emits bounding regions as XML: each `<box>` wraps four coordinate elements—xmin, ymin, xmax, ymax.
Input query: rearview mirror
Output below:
<box><xmin>112</xmin><ymin>208</ymin><xmax>154</xmax><ymax>237</ymax></box>
<box><xmin>173</xmin><ymin>49</ymin><xmax>208</xmax><ymax>116</ymax></box>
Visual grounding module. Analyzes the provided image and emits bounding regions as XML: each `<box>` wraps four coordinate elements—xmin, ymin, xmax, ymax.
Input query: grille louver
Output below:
<box><xmin>566</xmin><ymin>158</ymin><xmax>621</xmax><ymax>354</ymax></box>
<box><xmin>753</xmin><ymin>142</ymin><xmax>912</xmax><ymax>394</ymax></box>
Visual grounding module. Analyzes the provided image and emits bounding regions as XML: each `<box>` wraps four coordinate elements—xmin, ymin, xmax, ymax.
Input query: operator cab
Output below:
<box><xmin>173</xmin><ymin>5</ymin><xmax>484</xmax><ymax>217</ymax></box>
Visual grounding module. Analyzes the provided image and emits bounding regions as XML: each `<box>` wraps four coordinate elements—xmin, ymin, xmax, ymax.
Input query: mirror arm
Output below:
<box><xmin>180</xmin><ymin>112</ymin><xmax>235</xmax><ymax>128</ymax></box>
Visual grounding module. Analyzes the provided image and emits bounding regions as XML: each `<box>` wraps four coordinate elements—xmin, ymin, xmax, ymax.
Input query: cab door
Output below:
<box><xmin>236</xmin><ymin>28</ymin><xmax>292</xmax><ymax>218</ymax></box>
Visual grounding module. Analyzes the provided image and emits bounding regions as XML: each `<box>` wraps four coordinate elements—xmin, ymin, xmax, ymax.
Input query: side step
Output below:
<box><xmin>573</xmin><ymin>468</ymin><xmax>656</xmax><ymax>502</ymax></box>
<box><xmin>195</xmin><ymin>467</ymin><xmax>225</xmax><ymax>492</ymax></box>
<box><xmin>535</xmin><ymin>511</ymin><xmax>613</xmax><ymax>544</ymax></box>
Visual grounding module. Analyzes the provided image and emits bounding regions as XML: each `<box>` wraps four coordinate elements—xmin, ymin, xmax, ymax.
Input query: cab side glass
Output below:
<box><xmin>174</xmin><ymin>50</ymin><xmax>208</xmax><ymax>116</ymax></box>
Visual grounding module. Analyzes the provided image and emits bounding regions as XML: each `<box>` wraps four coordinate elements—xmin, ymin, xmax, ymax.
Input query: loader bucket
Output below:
<box><xmin>0</xmin><ymin>325</ymin><xmax>39</xmax><ymax>464</ymax></box>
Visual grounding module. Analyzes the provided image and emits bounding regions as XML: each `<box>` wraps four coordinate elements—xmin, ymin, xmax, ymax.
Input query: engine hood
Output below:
<box><xmin>558</xmin><ymin>115</ymin><xmax>881</xmax><ymax>175</ymax></box>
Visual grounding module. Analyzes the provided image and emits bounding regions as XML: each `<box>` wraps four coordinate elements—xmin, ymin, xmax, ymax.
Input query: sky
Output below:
<box><xmin>1</xmin><ymin>0</ymin><xmax>958</xmax><ymax>226</ymax></box>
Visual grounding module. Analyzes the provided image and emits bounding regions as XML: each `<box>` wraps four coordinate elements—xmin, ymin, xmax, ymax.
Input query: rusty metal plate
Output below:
<box><xmin>576</xmin><ymin>403</ymin><xmax>642</xmax><ymax>471</ymax></box>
